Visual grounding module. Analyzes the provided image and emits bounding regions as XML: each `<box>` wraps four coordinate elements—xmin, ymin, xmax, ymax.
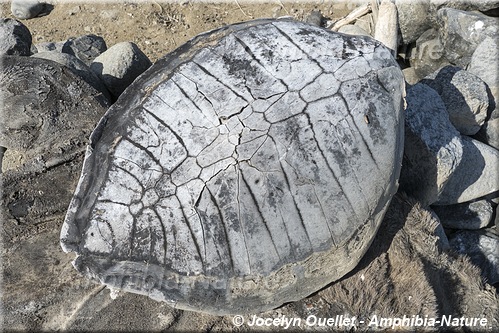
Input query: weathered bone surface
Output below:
<box><xmin>60</xmin><ymin>19</ymin><xmax>405</xmax><ymax>315</ymax></box>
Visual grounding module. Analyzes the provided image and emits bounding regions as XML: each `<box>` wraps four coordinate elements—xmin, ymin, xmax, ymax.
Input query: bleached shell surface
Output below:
<box><xmin>61</xmin><ymin>19</ymin><xmax>405</xmax><ymax>314</ymax></box>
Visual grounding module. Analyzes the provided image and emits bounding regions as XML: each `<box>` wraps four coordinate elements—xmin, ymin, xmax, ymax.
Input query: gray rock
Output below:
<box><xmin>62</xmin><ymin>19</ymin><xmax>405</xmax><ymax>315</ymax></box>
<box><xmin>437</xmin><ymin>8</ymin><xmax>499</xmax><ymax>67</ymax></box>
<box><xmin>34</xmin><ymin>41</ymin><xmax>67</xmax><ymax>53</ymax></box>
<box><xmin>468</xmin><ymin>36</ymin><xmax>499</xmax><ymax>148</ymax></box>
<box><xmin>401</xmin><ymin>67</ymin><xmax>420</xmax><ymax>85</ymax></box>
<box><xmin>409</xmin><ymin>28</ymin><xmax>450</xmax><ymax>79</ymax></box>
<box><xmin>400</xmin><ymin>83</ymin><xmax>499</xmax><ymax>205</ymax></box>
<box><xmin>496</xmin><ymin>205</ymin><xmax>499</xmax><ymax>233</ymax></box>
<box><xmin>432</xmin><ymin>199</ymin><xmax>494</xmax><ymax>230</ymax></box>
<box><xmin>0</xmin><ymin>56</ymin><xmax>110</xmax><ymax>161</ymax></box>
<box><xmin>475</xmin><ymin>118</ymin><xmax>499</xmax><ymax>150</ymax></box>
<box><xmin>395</xmin><ymin>0</ymin><xmax>431</xmax><ymax>44</ymax></box>
<box><xmin>449</xmin><ymin>229</ymin><xmax>499</xmax><ymax>286</ymax></box>
<box><xmin>31</xmin><ymin>51</ymin><xmax>112</xmax><ymax>102</ymax></box>
<box><xmin>468</xmin><ymin>37</ymin><xmax>499</xmax><ymax>113</ymax></box>
<box><xmin>429</xmin><ymin>0</ymin><xmax>499</xmax><ymax>14</ymax></box>
<box><xmin>0</xmin><ymin>18</ymin><xmax>32</xmax><ymax>56</ymax></box>
<box><xmin>63</xmin><ymin>34</ymin><xmax>107</xmax><ymax>66</ymax></box>
<box><xmin>90</xmin><ymin>41</ymin><xmax>152</xmax><ymax>99</ymax></box>
<box><xmin>304</xmin><ymin>10</ymin><xmax>323</xmax><ymax>27</ymax></box>
<box><xmin>439</xmin><ymin>136</ymin><xmax>499</xmax><ymax>205</ymax></box>
<box><xmin>338</xmin><ymin>24</ymin><xmax>371</xmax><ymax>37</ymax></box>
<box><xmin>353</xmin><ymin>13</ymin><xmax>374</xmax><ymax>36</ymax></box>
<box><xmin>421</xmin><ymin>66</ymin><xmax>489</xmax><ymax>136</ymax></box>
<box><xmin>10</xmin><ymin>0</ymin><xmax>45</xmax><ymax>20</ymax></box>
<box><xmin>395</xmin><ymin>0</ymin><xmax>499</xmax><ymax>46</ymax></box>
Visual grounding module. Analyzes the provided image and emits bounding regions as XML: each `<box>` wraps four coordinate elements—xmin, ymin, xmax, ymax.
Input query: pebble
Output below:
<box><xmin>436</xmin><ymin>8</ymin><xmax>499</xmax><ymax>68</ymax></box>
<box><xmin>304</xmin><ymin>10</ymin><xmax>323</xmax><ymax>27</ymax></box>
<box><xmin>400</xmin><ymin>83</ymin><xmax>499</xmax><ymax>205</ymax></box>
<box><xmin>421</xmin><ymin>66</ymin><xmax>489</xmax><ymax>136</ymax></box>
<box><xmin>0</xmin><ymin>18</ymin><xmax>32</xmax><ymax>56</ymax></box>
<box><xmin>10</xmin><ymin>0</ymin><xmax>45</xmax><ymax>20</ymax></box>
<box><xmin>63</xmin><ymin>34</ymin><xmax>107</xmax><ymax>66</ymax></box>
<box><xmin>90</xmin><ymin>42</ymin><xmax>152</xmax><ymax>99</ymax></box>
<box><xmin>432</xmin><ymin>199</ymin><xmax>494</xmax><ymax>230</ymax></box>
<box><xmin>448</xmin><ymin>229</ymin><xmax>499</xmax><ymax>286</ymax></box>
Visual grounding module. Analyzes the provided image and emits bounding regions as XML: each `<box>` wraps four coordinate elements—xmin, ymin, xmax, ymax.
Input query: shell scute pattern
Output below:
<box><xmin>61</xmin><ymin>19</ymin><xmax>405</xmax><ymax>314</ymax></box>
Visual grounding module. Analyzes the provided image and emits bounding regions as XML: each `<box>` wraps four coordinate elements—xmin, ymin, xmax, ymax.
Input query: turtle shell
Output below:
<box><xmin>61</xmin><ymin>18</ymin><xmax>405</xmax><ymax>315</ymax></box>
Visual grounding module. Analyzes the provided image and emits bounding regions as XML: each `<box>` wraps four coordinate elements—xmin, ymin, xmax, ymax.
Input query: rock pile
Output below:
<box><xmin>328</xmin><ymin>0</ymin><xmax>499</xmax><ymax>288</ymax></box>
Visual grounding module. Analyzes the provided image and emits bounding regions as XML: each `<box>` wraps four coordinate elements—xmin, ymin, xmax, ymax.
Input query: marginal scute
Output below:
<box><xmin>61</xmin><ymin>19</ymin><xmax>405</xmax><ymax>315</ymax></box>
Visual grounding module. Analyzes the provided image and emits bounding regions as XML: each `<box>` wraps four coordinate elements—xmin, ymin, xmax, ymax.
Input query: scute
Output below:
<box><xmin>61</xmin><ymin>18</ymin><xmax>405</xmax><ymax>315</ymax></box>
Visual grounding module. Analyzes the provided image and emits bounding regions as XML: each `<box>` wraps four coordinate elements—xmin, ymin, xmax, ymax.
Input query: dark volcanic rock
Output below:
<box><xmin>63</xmin><ymin>34</ymin><xmax>107</xmax><ymax>66</ymax></box>
<box><xmin>0</xmin><ymin>55</ymin><xmax>110</xmax><ymax>163</ymax></box>
<box><xmin>31</xmin><ymin>51</ymin><xmax>112</xmax><ymax>102</ymax></box>
<box><xmin>0</xmin><ymin>18</ymin><xmax>32</xmax><ymax>56</ymax></box>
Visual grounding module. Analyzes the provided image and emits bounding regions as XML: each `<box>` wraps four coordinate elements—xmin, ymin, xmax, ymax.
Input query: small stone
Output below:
<box><xmin>304</xmin><ymin>10</ymin><xmax>323</xmax><ymax>27</ymax></box>
<box><xmin>409</xmin><ymin>28</ymin><xmax>450</xmax><ymax>79</ymax></box>
<box><xmin>338</xmin><ymin>24</ymin><xmax>371</xmax><ymax>37</ymax></box>
<box><xmin>99</xmin><ymin>9</ymin><xmax>119</xmax><ymax>20</ymax></box>
<box><xmin>401</xmin><ymin>67</ymin><xmax>420</xmax><ymax>85</ymax></box>
<box><xmin>432</xmin><ymin>199</ymin><xmax>494</xmax><ymax>230</ymax></box>
<box><xmin>448</xmin><ymin>229</ymin><xmax>499</xmax><ymax>286</ymax></box>
<box><xmin>437</xmin><ymin>8</ymin><xmax>499</xmax><ymax>68</ymax></box>
<box><xmin>31</xmin><ymin>51</ymin><xmax>112</xmax><ymax>102</ymax></box>
<box><xmin>0</xmin><ymin>18</ymin><xmax>32</xmax><ymax>56</ymax></box>
<box><xmin>400</xmin><ymin>83</ymin><xmax>499</xmax><ymax>205</ymax></box>
<box><xmin>63</xmin><ymin>34</ymin><xmax>107</xmax><ymax>66</ymax></box>
<box><xmin>10</xmin><ymin>0</ymin><xmax>45</xmax><ymax>20</ymax></box>
<box><xmin>68</xmin><ymin>5</ymin><xmax>81</xmax><ymax>16</ymax></box>
<box><xmin>421</xmin><ymin>66</ymin><xmax>489</xmax><ymax>136</ymax></box>
<box><xmin>90</xmin><ymin>42</ymin><xmax>152</xmax><ymax>99</ymax></box>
